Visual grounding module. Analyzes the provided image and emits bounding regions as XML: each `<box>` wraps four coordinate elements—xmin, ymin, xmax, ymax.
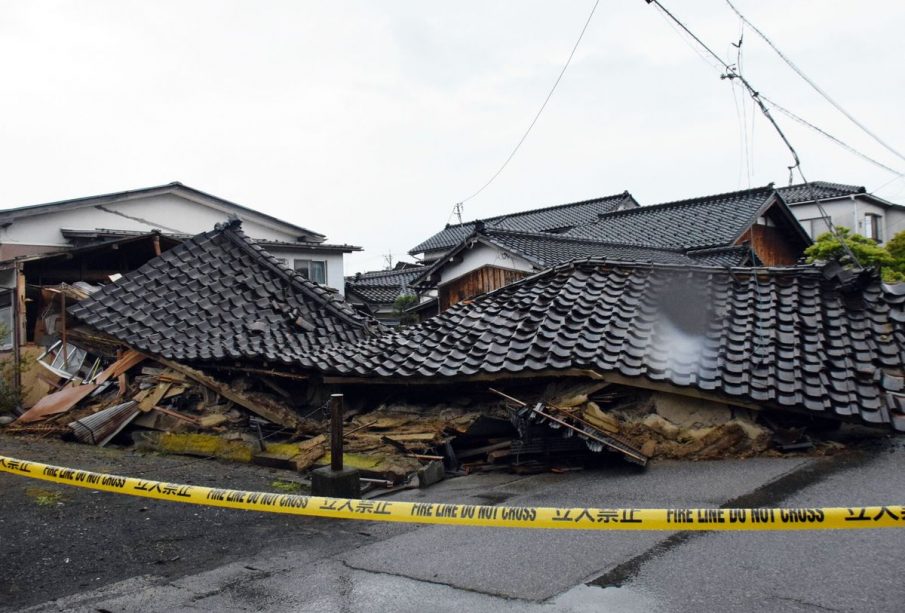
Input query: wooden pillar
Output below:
<box><xmin>12</xmin><ymin>263</ymin><xmax>24</xmax><ymax>393</ymax></box>
<box><xmin>330</xmin><ymin>393</ymin><xmax>344</xmax><ymax>471</ymax></box>
<box><xmin>61</xmin><ymin>291</ymin><xmax>68</xmax><ymax>367</ymax></box>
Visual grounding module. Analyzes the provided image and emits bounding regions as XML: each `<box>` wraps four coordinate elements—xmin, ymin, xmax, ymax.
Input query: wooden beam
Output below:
<box><xmin>146</xmin><ymin>353</ymin><xmax>311</xmax><ymax>431</ymax></box>
<box><xmin>324</xmin><ymin>368</ymin><xmax>766</xmax><ymax>412</ymax></box>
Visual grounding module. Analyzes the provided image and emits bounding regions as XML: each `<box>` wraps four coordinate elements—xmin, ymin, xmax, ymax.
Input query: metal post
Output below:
<box><xmin>330</xmin><ymin>394</ymin><xmax>344</xmax><ymax>472</ymax></box>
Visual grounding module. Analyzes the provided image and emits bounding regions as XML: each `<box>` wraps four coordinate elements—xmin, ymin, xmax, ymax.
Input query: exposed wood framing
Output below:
<box><xmin>325</xmin><ymin>368</ymin><xmax>767</xmax><ymax>412</ymax></box>
<box><xmin>146</xmin><ymin>353</ymin><xmax>311</xmax><ymax>431</ymax></box>
<box><xmin>439</xmin><ymin>265</ymin><xmax>529</xmax><ymax>311</ymax></box>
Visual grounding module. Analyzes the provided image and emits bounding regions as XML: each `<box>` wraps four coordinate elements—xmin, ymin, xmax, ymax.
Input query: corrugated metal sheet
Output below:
<box><xmin>69</xmin><ymin>401</ymin><xmax>139</xmax><ymax>446</ymax></box>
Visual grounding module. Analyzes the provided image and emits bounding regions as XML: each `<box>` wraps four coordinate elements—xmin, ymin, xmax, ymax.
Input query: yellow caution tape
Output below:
<box><xmin>1</xmin><ymin>454</ymin><xmax>903</xmax><ymax>531</ymax></box>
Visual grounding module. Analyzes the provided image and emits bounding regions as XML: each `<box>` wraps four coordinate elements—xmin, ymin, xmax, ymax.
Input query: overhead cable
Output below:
<box><xmin>455</xmin><ymin>0</ymin><xmax>601</xmax><ymax>213</ymax></box>
<box><xmin>644</xmin><ymin>0</ymin><xmax>860</xmax><ymax>266</ymax></box>
<box><xmin>725</xmin><ymin>0</ymin><xmax>905</xmax><ymax>166</ymax></box>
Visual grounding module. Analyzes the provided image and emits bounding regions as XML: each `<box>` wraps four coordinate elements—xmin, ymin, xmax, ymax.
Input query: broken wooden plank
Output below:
<box><xmin>93</xmin><ymin>350</ymin><xmax>146</xmax><ymax>384</ymax></box>
<box><xmin>16</xmin><ymin>384</ymin><xmax>99</xmax><ymax>423</ymax></box>
<box><xmin>146</xmin><ymin>354</ymin><xmax>311</xmax><ymax>431</ymax></box>
<box><xmin>151</xmin><ymin>406</ymin><xmax>200</xmax><ymax>425</ymax></box>
<box><xmin>138</xmin><ymin>382</ymin><xmax>172</xmax><ymax>412</ymax></box>
<box><xmin>294</xmin><ymin>434</ymin><xmax>327</xmax><ymax>471</ymax></box>
<box><xmin>196</xmin><ymin>414</ymin><xmax>229</xmax><ymax>428</ymax></box>
<box><xmin>455</xmin><ymin>441</ymin><xmax>512</xmax><ymax>460</ymax></box>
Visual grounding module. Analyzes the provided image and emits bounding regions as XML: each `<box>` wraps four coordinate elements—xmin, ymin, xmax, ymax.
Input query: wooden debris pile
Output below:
<box><xmin>1</xmin><ymin>345</ymin><xmax>487</xmax><ymax>486</ymax></box>
<box><xmin>6</xmin><ymin>347</ymin><xmax>319</xmax><ymax>443</ymax></box>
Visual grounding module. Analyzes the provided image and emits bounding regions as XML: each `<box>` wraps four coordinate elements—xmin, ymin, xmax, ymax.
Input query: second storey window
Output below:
<box><xmin>864</xmin><ymin>213</ymin><xmax>882</xmax><ymax>242</ymax></box>
<box><xmin>294</xmin><ymin>259</ymin><xmax>327</xmax><ymax>284</ymax></box>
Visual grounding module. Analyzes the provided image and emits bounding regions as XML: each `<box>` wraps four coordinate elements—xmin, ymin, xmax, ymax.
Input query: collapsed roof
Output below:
<box><xmin>68</xmin><ymin>220</ymin><xmax>377</xmax><ymax>367</ymax></box>
<box><xmin>309</xmin><ymin>259</ymin><xmax>905</xmax><ymax>432</ymax></box>
<box><xmin>409</xmin><ymin>192</ymin><xmax>638</xmax><ymax>256</ymax></box>
<box><xmin>65</xmin><ymin>222</ymin><xmax>905</xmax><ymax>432</ymax></box>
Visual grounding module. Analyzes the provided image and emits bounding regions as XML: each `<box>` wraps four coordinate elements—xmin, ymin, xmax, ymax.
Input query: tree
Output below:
<box><xmin>804</xmin><ymin>227</ymin><xmax>905</xmax><ymax>282</ymax></box>
<box><xmin>393</xmin><ymin>294</ymin><xmax>419</xmax><ymax>326</ymax></box>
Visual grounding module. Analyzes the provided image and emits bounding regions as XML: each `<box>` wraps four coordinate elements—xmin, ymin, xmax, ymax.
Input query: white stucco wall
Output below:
<box><xmin>0</xmin><ymin>193</ymin><xmax>299</xmax><ymax>247</ymax></box>
<box><xmin>438</xmin><ymin>243</ymin><xmax>534</xmax><ymax>286</ymax></box>
<box><xmin>264</xmin><ymin>248</ymin><xmax>346</xmax><ymax>294</ymax></box>
<box><xmin>0</xmin><ymin>191</ymin><xmax>350</xmax><ymax>292</ymax></box>
<box><xmin>886</xmin><ymin>208</ymin><xmax>905</xmax><ymax>241</ymax></box>
<box><xmin>790</xmin><ymin>196</ymin><xmax>898</xmax><ymax>243</ymax></box>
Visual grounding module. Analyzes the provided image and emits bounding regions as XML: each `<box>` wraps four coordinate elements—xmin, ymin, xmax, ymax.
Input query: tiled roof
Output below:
<box><xmin>777</xmin><ymin>181</ymin><xmax>865</xmax><ymax>204</ymax></box>
<box><xmin>411</xmin><ymin>229</ymin><xmax>751</xmax><ymax>289</ymax></box>
<box><xmin>309</xmin><ymin>260</ymin><xmax>905</xmax><ymax>431</ymax></box>
<box><xmin>478</xmin><ymin>229</ymin><xmax>698</xmax><ymax>267</ymax></box>
<box><xmin>69</xmin><ymin>220</ymin><xmax>377</xmax><ymax>367</ymax></box>
<box><xmin>565</xmin><ymin>185</ymin><xmax>777</xmax><ymax>249</ymax></box>
<box><xmin>685</xmin><ymin>246</ymin><xmax>752</xmax><ymax>267</ymax></box>
<box><xmin>345</xmin><ymin>267</ymin><xmax>424</xmax><ymax>305</ymax></box>
<box><xmin>409</xmin><ymin>192</ymin><xmax>637</xmax><ymax>255</ymax></box>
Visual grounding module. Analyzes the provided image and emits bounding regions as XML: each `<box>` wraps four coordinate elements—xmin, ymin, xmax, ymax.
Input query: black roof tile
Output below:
<box><xmin>565</xmin><ymin>185</ymin><xmax>777</xmax><ymax>249</ymax></box>
<box><xmin>69</xmin><ymin>220</ymin><xmax>377</xmax><ymax>369</ymax></box>
<box><xmin>307</xmin><ymin>259</ymin><xmax>905</xmax><ymax>432</ymax></box>
<box><xmin>776</xmin><ymin>181</ymin><xmax>866</xmax><ymax>204</ymax></box>
<box><xmin>345</xmin><ymin>266</ymin><xmax>424</xmax><ymax>305</ymax></box>
<box><xmin>410</xmin><ymin>192</ymin><xmax>637</xmax><ymax>255</ymax></box>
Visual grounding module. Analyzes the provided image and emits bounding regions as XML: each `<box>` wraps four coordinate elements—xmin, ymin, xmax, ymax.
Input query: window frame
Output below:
<box><xmin>293</xmin><ymin>258</ymin><xmax>328</xmax><ymax>285</ymax></box>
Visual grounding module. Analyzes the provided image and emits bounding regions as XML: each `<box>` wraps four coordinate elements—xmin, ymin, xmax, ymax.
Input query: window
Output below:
<box><xmin>799</xmin><ymin>216</ymin><xmax>832</xmax><ymax>239</ymax></box>
<box><xmin>294</xmin><ymin>259</ymin><xmax>327</xmax><ymax>284</ymax></box>
<box><xmin>864</xmin><ymin>213</ymin><xmax>882</xmax><ymax>242</ymax></box>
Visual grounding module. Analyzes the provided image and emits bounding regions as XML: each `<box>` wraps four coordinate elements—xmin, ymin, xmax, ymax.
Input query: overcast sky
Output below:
<box><xmin>2</xmin><ymin>1</ymin><xmax>904</xmax><ymax>273</ymax></box>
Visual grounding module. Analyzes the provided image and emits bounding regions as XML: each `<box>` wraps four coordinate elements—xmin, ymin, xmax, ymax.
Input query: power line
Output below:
<box><xmin>455</xmin><ymin>0</ymin><xmax>601</xmax><ymax>215</ymax></box>
<box><xmin>725</xmin><ymin>0</ymin><xmax>905</xmax><ymax>166</ymax></box>
<box><xmin>759</xmin><ymin>94</ymin><xmax>905</xmax><ymax>178</ymax></box>
<box><xmin>644</xmin><ymin>0</ymin><xmax>860</xmax><ymax>266</ymax></box>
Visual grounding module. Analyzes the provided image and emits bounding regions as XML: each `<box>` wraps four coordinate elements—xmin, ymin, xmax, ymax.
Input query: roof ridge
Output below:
<box><xmin>483</xmin><ymin>227</ymin><xmax>687</xmax><ymax>253</ymax></box>
<box><xmin>594</xmin><ymin>184</ymin><xmax>776</xmax><ymax>220</ymax></box>
<box><xmin>440</xmin><ymin>191</ymin><xmax>633</xmax><ymax>230</ymax></box>
<box><xmin>0</xmin><ymin>182</ymin><xmax>183</xmax><ymax>214</ymax></box>
<box><xmin>685</xmin><ymin>245</ymin><xmax>749</xmax><ymax>255</ymax></box>
<box><xmin>347</xmin><ymin>267</ymin><xmax>424</xmax><ymax>280</ymax></box>
<box><xmin>444</xmin><ymin>258</ymin><xmax>825</xmax><ymax>314</ymax></box>
<box><xmin>219</xmin><ymin>223</ymin><xmax>375</xmax><ymax>331</ymax></box>
<box><xmin>780</xmin><ymin>180</ymin><xmax>866</xmax><ymax>194</ymax></box>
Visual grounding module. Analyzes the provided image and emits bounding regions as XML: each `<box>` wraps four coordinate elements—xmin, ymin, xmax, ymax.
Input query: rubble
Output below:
<box><xmin>2</xmin><ymin>220</ymin><xmax>901</xmax><ymax>490</ymax></box>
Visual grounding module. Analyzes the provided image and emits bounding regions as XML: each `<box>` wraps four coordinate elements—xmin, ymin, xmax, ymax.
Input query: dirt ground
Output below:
<box><xmin>0</xmin><ymin>435</ymin><xmax>358</xmax><ymax>611</ymax></box>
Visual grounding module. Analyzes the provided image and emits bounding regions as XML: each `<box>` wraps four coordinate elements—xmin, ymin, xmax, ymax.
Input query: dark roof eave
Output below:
<box><xmin>255</xmin><ymin>242</ymin><xmax>362</xmax><ymax>253</ymax></box>
<box><xmin>0</xmin><ymin>231</ymin><xmax>183</xmax><ymax>269</ymax></box>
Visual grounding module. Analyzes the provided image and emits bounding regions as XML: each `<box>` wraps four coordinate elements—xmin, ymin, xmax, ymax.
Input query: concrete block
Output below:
<box><xmin>417</xmin><ymin>461</ymin><xmax>445</xmax><ymax>488</ymax></box>
<box><xmin>311</xmin><ymin>466</ymin><xmax>361</xmax><ymax>498</ymax></box>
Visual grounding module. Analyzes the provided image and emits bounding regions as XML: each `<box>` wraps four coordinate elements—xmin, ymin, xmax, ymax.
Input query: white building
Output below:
<box><xmin>0</xmin><ymin>182</ymin><xmax>359</xmax><ymax>293</ymax></box>
<box><xmin>778</xmin><ymin>181</ymin><xmax>905</xmax><ymax>244</ymax></box>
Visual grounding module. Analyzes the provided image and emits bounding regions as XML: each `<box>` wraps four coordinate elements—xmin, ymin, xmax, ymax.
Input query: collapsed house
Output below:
<box><xmin>307</xmin><ymin>258</ymin><xmax>905</xmax><ymax>433</ymax></box>
<box><xmin>4</xmin><ymin>220</ymin><xmax>904</xmax><ymax>486</ymax></box>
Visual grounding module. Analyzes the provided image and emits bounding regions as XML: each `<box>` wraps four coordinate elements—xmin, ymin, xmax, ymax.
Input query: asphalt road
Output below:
<box><xmin>2</xmin><ymin>432</ymin><xmax>903</xmax><ymax>612</ymax></box>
